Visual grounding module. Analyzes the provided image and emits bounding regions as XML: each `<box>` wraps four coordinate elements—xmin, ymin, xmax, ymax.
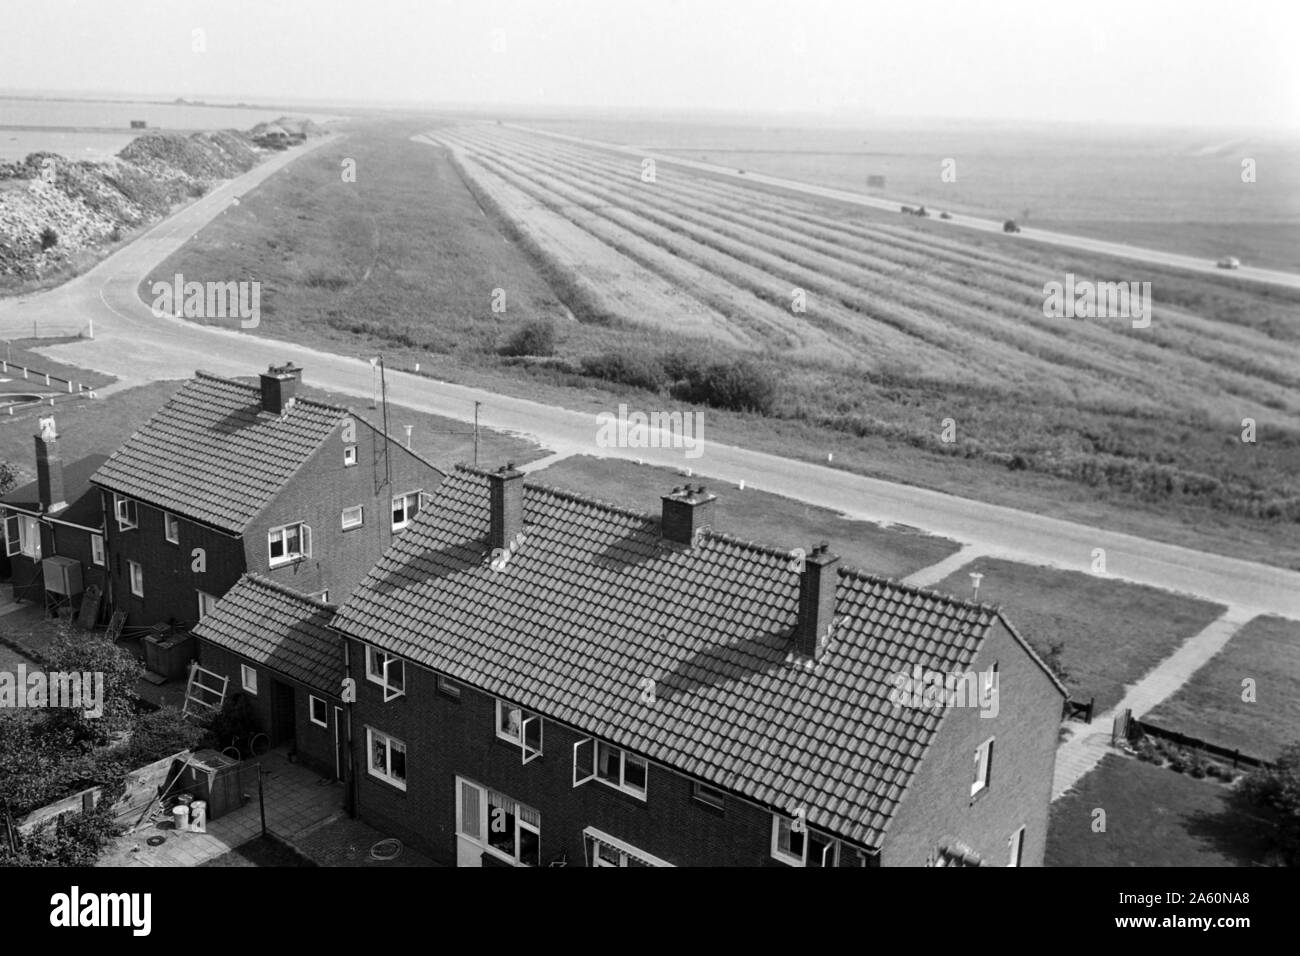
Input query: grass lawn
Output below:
<box><xmin>1047</xmin><ymin>753</ymin><xmax>1278</xmax><ymax>866</ymax></box>
<box><xmin>202</xmin><ymin>834</ymin><xmax>315</xmax><ymax>867</ymax></box>
<box><xmin>1144</xmin><ymin>615</ymin><xmax>1300</xmax><ymax>763</ymax></box>
<box><xmin>933</xmin><ymin>557</ymin><xmax>1225</xmax><ymax>712</ymax></box>
<box><xmin>0</xmin><ymin>338</ymin><xmax>117</xmax><ymax>391</ymax></box>
<box><xmin>529</xmin><ymin>455</ymin><xmax>960</xmax><ymax>579</ymax></box>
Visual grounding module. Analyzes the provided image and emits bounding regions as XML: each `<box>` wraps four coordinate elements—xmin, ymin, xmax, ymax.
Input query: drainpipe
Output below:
<box><xmin>343</xmin><ymin>640</ymin><xmax>357</xmax><ymax>818</ymax></box>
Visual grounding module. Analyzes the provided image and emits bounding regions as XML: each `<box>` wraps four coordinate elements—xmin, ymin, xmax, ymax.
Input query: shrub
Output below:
<box><xmin>39</xmin><ymin>227</ymin><xmax>58</xmax><ymax>250</ymax></box>
<box><xmin>499</xmin><ymin>320</ymin><xmax>556</xmax><ymax>357</ymax></box>
<box><xmin>1238</xmin><ymin>742</ymin><xmax>1300</xmax><ymax>865</ymax></box>
<box><xmin>671</xmin><ymin>357</ymin><xmax>777</xmax><ymax>414</ymax></box>
<box><xmin>205</xmin><ymin>693</ymin><xmax>260</xmax><ymax>752</ymax></box>
<box><xmin>580</xmin><ymin>350</ymin><xmax>667</xmax><ymax>392</ymax></box>
<box><xmin>1041</xmin><ymin>640</ymin><xmax>1072</xmax><ymax>684</ymax></box>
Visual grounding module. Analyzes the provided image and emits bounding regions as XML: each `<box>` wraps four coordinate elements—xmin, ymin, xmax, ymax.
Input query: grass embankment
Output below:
<box><xmin>933</xmin><ymin>557</ymin><xmax>1226</xmax><ymax>712</ymax></box>
<box><xmin>143</xmin><ymin>117</ymin><xmax>1300</xmax><ymax>570</ymax></box>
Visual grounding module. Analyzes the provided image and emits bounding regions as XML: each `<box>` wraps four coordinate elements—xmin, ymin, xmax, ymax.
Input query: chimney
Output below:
<box><xmin>488</xmin><ymin>462</ymin><xmax>525</xmax><ymax>553</ymax></box>
<box><xmin>660</xmin><ymin>484</ymin><xmax>716</xmax><ymax>545</ymax></box>
<box><xmin>34</xmin><ymin>415</ymin><xmax>67</xmax><ymax>513</ymax></box>
<box><xmin>259</xmin><ymin>363</ymin><xmax>302</xmax><ymax>415</ymax></box>
<box><xmin>795</xmin><ymin>542</ymin><xmax>840</xmax><ymax>661</ymax></box>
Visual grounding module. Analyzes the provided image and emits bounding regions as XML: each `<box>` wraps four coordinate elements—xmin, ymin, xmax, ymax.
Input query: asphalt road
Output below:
<box><xmin>506</xmin><ymin>123</ymin><xmax>1300</xmax><ymax>292</ymax></box>
<box><xmin>1</xmin><ymin>132</ymin><xmax>1296</xmax><ymax>621</ymax></box>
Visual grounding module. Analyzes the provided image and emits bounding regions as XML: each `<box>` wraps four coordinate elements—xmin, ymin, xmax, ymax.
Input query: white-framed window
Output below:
<box><xmin>309</xmin><ymin>695</ymin><xmax>329</xmax><ymax>728</ymax></box>
<box><xmin>113</xmin><ymin>494</ymin><xmax>137</xmax><ymax>531</ymax></box>
<box><xmin>972</xmin><ymin>737</ymin><xmax>995</xmax><ymax>797</ymax></box>
<box><xmin>268</xmin><ymin>521</ymin><xmax>311</xmax><ymax>567</ymax></box>
<box><xmin>456</xmin><ymin>777</ymin><xmax>540</xmax><ymax>867</ymax></box>
<box><xmin>164</xmin><ymin>511</ymin><xmax>180</xmax><ymax>544</ymax></box>
<box><xmin>437</xmin><ymin>674</ymin><xmax>461</xmax><ymax>699</ymax></box>
<box><xmin>495</xmin><ymin>700</ymin><xmax>542</xmax><ymax>764</ymax></box>
<box><xmin>365</xmin><ymin>646</ymin><xmax>405</xmax><ymax>701</ymax></box>
<box><xmin>573</xmin><ymin>739</ymin><xmax>647</xmax><ymax>799</ymax></box>
<box><xmin>241</xmin><ymin>663</ymin><xmax>258</xmax><ymax>694</ymax></box>
<box><xmin>197</xmin><ymin>590</ymin><xmax>219</xmax><ymax>620</ymax></box>
<box><xmin>391</xmin><ymin>490</ymin><xmax>423</xmax><ymax>531</ymax></box>
<box><xmin>4</xmin><ymin>513</ymin><xmax>41</xmax><ymax>560</ymax></box>
<box><xmin>90</xmin><ymin>533</ymin><xmax>105</xmax><ymax>566</ymax></box>
<box><xmin>308</xmin><ymin>588</ymin><xmax>330</xmax><ymax>602</ymax></box>
<box><xmin>341</xmin><ymin>506</ymin><xmax>364</xmax><ymax>530</ymax></box>
<box><xmin>366</xmin><ymin>727</ymin><xmax>407</xmax><ymax>790</ymax></box>
<box><xmin>770</xmin><ymin>814</ymin><xmax>856</xmax><ymax>867</ymax></box>
<box><xmin>584</xmin><ymin>828</ymin><xmax>674</xmax><ymax>867</ymax></box>
<box><xmin>692</xmin><ymin>781</ymin><xmax>726</xmax><ymax>810</ymax></box>
<box><xmin>1009</xmin><ymin>826</ymin><xmax>1025</xmax><ymax>867</ymax></box>
<box><xmin>128</xmin><ymin>559</ymin><xmax>143</xmax><ymax>597</ymax></box>
<box><xmin>343</xmin><ymin>445</ymin><xmax>357</xmax><ymax>466</ymax></box>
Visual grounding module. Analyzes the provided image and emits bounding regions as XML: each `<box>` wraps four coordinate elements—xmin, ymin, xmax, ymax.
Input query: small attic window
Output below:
<box><xmin>344</xmin><ymin>445</ymin><xmax>357</xmax><ymax>466</ymax></box>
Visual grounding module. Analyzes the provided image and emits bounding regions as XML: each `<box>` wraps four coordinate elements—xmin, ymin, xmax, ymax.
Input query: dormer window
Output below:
<box><xmin>392</xmin><ymin>491</ymin><xmax>424</xmax><ymax>532</ymax></box>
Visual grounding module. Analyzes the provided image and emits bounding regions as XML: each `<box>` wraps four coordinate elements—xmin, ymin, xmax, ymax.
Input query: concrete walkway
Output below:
<box><xmin>902</xmin><ymin>544</ymin><xmax>988</xmax><ymax>589</ymax></box>
<box><xmin>1051</xmin><ymin>605</ymin><xmax>1256</xmax><ymax>800</ymax></box>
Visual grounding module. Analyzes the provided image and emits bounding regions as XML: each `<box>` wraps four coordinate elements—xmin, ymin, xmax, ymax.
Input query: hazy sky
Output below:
<box><xmin>3</xmin><ymin>0</ymin><xmax>1297</xmax><ymax>128</ymax></box>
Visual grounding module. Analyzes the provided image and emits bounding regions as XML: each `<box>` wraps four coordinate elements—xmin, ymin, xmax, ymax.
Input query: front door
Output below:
<box><xmin>271</xmin><ymin>679</ymin><xmax>296</xmax><ymax>747</ymax></box>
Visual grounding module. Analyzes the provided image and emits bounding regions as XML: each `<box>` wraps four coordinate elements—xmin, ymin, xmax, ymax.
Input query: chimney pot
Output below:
<box><xmin>796</xmin><ymin>542</ymin><xmax>840</xmax><ymax>661</ymax></box>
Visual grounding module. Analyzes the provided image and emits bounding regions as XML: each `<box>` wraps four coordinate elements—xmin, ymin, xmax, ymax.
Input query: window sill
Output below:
<box><xmin>366</xmin><ymin>772</ymin><xmax>407</xmax><ymax>793</ymax></box>
<box><xmin>341</xmin><ymin>524</ymin><xmax>364</xmax><ymax>533</ymax></box>
<box><xmin>594</xmin><ymin>777</ymin><xmax>648</xmax><ymax>803</ymax></box>
<box><xmin>268</xmin><ymin>556</ymin><xmax>308</xmax><ymax>569</ymax></box>
<box><xmin>691</xmin><ymin>795</ymin><xmax>726</xmax><ymax>817</ymax></box>
<box><xmin>970</xmin><ymin>785</ymin><xmax>990</xmax><ymax>806</ymax></box>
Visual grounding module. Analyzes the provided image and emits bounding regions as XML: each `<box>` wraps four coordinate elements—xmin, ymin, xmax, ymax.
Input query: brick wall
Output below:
<box><xmin>880</xmin><ymin>620</ymin><xmax>1063</xmax><ymax>867</ymax></box>
<box><xmin>197</xmin><ymin>640</ymin><xmax>341</xmax><ymax>779</ymax></box>
<box><xmin>346</xmin><ymin>640</ymin><xmax>860</xmax><ymax>867</ymax></box>
<box><xmin>245</xmin><ymin>423</ymin><xmax>441</xmax><ymax>604</ymax></box>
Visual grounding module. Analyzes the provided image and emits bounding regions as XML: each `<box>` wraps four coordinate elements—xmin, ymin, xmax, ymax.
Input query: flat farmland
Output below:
<box><xmin>511</xmin><ymin>115</ymin><xmax>1300</xmax><ymax>272</ymax></box>
<box><xmin>428</xmin><ymin>121</ymin><xmax>1300</xmax><ymax>567</ymax></box>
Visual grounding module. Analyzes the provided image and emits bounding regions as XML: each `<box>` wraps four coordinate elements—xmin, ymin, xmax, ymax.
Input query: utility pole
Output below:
<box><xmin>474</xmin><ymin>401</ymin><xmax>482</xmax><ymax>467</ymax></box>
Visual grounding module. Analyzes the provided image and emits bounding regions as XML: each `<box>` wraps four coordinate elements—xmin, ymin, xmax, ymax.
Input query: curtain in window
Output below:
<box><xmin>460</xmin><ymin>780</ymin><xmax>481</xmax><ymax>839</ymax></box>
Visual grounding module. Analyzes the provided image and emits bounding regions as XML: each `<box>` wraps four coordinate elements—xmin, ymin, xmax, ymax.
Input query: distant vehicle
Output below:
<box><xmin>914</xmin><ymin>206</ymin><xmax>929</xmax><ymax>218</ymax></box>
<box><xmin>1003</xmin><ymin>219</ymin><xmax>1021</xmax><ymax>233</ymax></box>
<box><xmin>1216</xmin><ymin>256</ymin><xmax>1241</xmax><ymax>269</ymax></box>
<box><xmin>939</xmin><ymin>211</ymin><xmax>952</xmax><ymax>220</ymax></box>
<box><xmin>900</xmin><ymin>205</ymin><xmax>912</xmax><ymax>214</ymax></box>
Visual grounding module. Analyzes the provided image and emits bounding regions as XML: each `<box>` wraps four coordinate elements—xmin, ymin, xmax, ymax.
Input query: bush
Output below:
<box><xmin>671</xmin><ymin>357</ymin><xmax>777</xmax><ymax>414</ymax></box>
<box><xmin>1238</xmin><ymin>742</ymin><xmax>1300</xmax><ymax>865</ymax></box>
<box><xmin>499</xmin><ymin>320</ymin><xmax>556</xmax><ymax>357</ymax></box>
<box><xmin>205</xmin><ymin>693</ymin><xmax>260</xmax><ymax>752</ymax></box>
<box><xmin>39</xmin><ymin>226</ymin><xmax>58</xmax><ymax>250</ymax></box>
<box><xmin>580</xmin><ymin>350</ymin><xmax>667</xmax><ymax>392</ymax></box>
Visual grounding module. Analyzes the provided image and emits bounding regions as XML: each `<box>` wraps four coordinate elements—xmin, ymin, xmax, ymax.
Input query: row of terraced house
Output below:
<box><xmin>1</xmin><ymin>363</ymin><xmax>1066</xmax><ymax>867</ymax></box>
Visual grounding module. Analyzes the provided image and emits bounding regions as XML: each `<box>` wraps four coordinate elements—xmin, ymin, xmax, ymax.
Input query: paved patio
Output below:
<box><xmin>97</xmin><ymin>750</ymin><xmax>346</xmax><ymax>867</ymax></box>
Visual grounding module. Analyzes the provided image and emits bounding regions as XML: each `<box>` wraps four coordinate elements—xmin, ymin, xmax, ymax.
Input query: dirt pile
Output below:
<box><xmin>0</xmin><ymin>124</ymin><xmax>293</xmax><ymax>284</ymax></box>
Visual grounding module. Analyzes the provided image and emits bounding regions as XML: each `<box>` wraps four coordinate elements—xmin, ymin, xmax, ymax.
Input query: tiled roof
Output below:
<box><xmin>89</xmin><ymin>372</ymin><xmax>349</xmax><ymax>532</ymax></box>
<box><xmin>193</xmin><ymin>573</ymin><xmax>343</xmax><ymax>694</ymax></box>
<box><xmin>1</xmin><ymin>454</ymin><xmax>108</xmax><ymax>529</ymax></box>
<box><xmin>333</xmin><ymin>468</ymin><xmax>1057</xmax><ymax>849</ymax></box>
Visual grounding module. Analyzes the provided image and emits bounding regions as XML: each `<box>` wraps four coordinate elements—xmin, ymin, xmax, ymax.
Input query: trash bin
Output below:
<box><xmin>172</xmin><ymin>804</ymin><xmax>189</xmax><ymax>832</ymax></box>
<box><xmin>189</xmin><ymin>800</ymin><xmax>207</xmax><ymax>833</ymax></box>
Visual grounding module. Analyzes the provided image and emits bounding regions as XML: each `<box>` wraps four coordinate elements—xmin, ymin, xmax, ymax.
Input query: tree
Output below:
<box><xmin>39</xmin><ymin>226</ymin><xmax>58</xmax><ymax>250</ymax></box>
<box><xmin>1238</xmin><ymin>742</ymin><xmax>1300</xmax><ymax>865</ymax></box>
<box><xmin>499</xmin><ymin>320</ymin><xmax>556</xmax><ymax>357</ymax></box>
<box><xmin>0</xmin><ymin>461</ymin><xmax>16</xmax><ymax>496</ymax></box>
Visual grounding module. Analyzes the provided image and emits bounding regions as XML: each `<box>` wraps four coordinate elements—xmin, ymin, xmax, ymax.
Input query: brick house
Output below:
<box><xmin>329</xmin><ymin>466</ymin><xmax>1066</xmax><ymax>867</ymax></box>
<box><xmin>1</xmin><ymin>415</ymin><xmax>109</xmax><ymax>620</ymax></box>
<box><xmin>89</xmin><ymin>364</ymin><xmax>444</xmax><ymax>632</ymax></box>
<box><xmin>192</xmin><ymin>573</ymin><xmax>346</xmax><ymax>779</ymax></box>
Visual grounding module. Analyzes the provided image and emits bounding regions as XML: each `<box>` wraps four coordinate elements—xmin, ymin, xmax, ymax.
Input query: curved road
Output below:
<box><xmin>1</xmin><ymin>131</ymin><xmax>1296</xmax><ymax>621</ymax></box>
<box><xmin>504</xmin><ymin>123</ymin><xmax>1300</xmax><ymax>291</ymax></box>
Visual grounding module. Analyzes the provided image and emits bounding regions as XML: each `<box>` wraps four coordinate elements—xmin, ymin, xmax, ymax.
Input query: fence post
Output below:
<box><xmin>87</xmin><ymin>318</ymin><xmax>93</xmax><ymax>340</ymax></box>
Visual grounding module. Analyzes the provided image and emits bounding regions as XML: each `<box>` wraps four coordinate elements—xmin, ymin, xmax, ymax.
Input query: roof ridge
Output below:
<box><xmin>241</xmin><ymin>571</ymin><xmax>338</xmax><ymax>611</ymax></box>
<box><xmin>191</xmin><ymin>369</ymin><xmax>351</xmax><ymax>418</ymax></box>
<box><xmin>837</xmin><ymin>564</ymin><xmax>1002</xmax><ymax>616</ymax></box>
